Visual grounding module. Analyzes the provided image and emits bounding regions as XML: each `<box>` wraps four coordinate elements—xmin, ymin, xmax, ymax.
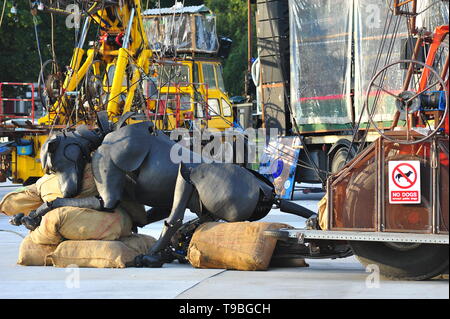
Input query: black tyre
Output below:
<box><xmin>350</xmin><ymin>241</ymin><xmax>449</xmax><ymax>280</ymax></box>
<box><xmin>330</xmin><ymin>147</ymin><xmax>351</xmax><ymax>174</ymax></box>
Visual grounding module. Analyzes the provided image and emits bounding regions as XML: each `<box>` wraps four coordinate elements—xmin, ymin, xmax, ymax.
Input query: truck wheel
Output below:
<box><xmin>330</xmin><ymin>147</ymin><xmax>351</xmax><ymax>173</ymax></box>
<box><xmin>349</xmin><ymin>241</ymin><xmax>449</xmax><ymax>280</ymax></box>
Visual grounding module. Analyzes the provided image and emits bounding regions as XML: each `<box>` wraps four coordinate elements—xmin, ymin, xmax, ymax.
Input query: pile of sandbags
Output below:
<box><xmin>1</xmin><ymin>164</ymin><xmax>155</xmax><ymax>268</ymax></box>
<box><xmin>18</xmin><ymin>233</ymin><xmax>156</xmax><ymax>268</ymax></box>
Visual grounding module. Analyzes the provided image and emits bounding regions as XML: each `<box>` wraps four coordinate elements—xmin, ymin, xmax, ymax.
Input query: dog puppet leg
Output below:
<box><xmin>135</xmin><ymin>165</ymin><xmax>194</xmax><ymax>268</ymax></box>
<box><xmin>10</xmin><ymin>197</ymin><xmax>106</xmax><ymax>231</ymax></box>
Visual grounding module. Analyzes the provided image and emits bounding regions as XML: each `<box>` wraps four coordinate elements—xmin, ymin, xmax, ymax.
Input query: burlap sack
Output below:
<box><xmin>318</xmin><ymin>195</ymin><xmax>328</xmax><ymax>230</ymax></box>
<box><xmin>29</xmin><ymin>205</ymin><xmax>133</xmax><ymax>246</ymax></box>
<box><xmin>48</xmin><ymin>234</ymin><xmax>157</xmax><ymax>268</ymax></box>
<box><xmin>0</xmin><ymin>184</ymin><xmax>43</xmax><ymax>216</ymax></box>
<box><xmin>187</xmin><ymin>222</ymin><xmax>290</xmax><ymax>271</ymax></box>
<box><xmin>119</xmin><ymin>233</ymin><xmax>157</xmax><ymax>254</ymax></box>
<box><xmin>36</xmin><ymin>163</ymin><xmax>99</xmax><ymax>202</ymax></box>
<box><xmin>17</xmin><ymin>235</ymin><xmax>57</xmax><ymax>266</ymax></box>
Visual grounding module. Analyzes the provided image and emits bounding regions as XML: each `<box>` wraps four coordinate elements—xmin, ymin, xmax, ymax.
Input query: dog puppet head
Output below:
<box><xmin>40</xmin><ymin>125</ymin><xmax>103</xmax><ymax>198</ymax></box>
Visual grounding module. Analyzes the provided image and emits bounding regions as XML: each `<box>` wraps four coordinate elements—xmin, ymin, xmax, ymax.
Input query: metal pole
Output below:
<box><xmin>123</xmin><ymin>8</ymin><xmax>136</xmax><ymax>50</ymax></box>
<box><xmin>439</xmin><ymin>54</ymin><xmax>449</xmax><ymax>91</ymax></box>
<box><xmin>409</xmin><ymin>0</ymin><xmax>417</xmax><ymax>34</ymax></box>
<box><xmin>77</xmin><ymin>17</ymin><xmax>90</xmax><ymax>49</ymax></box>
<box><xmin>247</xmin><ymin>0</ymin><xmax>252</xmax><ymax>98</ymax></box>
<box><xmin>31</xmin><ymin>83</ymin><xmax>35</xmax><ymax>123</ymax></box>
<box><xmin>393</xmin><ymin>0</ymin><xmax>400</xmax><ymax>15</ymax></box>
<box><xmin>431</xmin><ymin>138</ymin><xmax>439</xmax><ymax>234</ymax></box>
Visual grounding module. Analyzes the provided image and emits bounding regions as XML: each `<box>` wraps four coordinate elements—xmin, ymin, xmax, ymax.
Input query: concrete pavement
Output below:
<box><xmin>0</xmin><ymin>184</ymin><xmax>448</xmax><ymax>299</ymax></box>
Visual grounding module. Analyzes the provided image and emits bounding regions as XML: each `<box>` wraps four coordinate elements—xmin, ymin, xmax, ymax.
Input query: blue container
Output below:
<box><xmin>16</xmin><ymin>139</ymin><xmax>33</xmax><ymax>156</ymax></box>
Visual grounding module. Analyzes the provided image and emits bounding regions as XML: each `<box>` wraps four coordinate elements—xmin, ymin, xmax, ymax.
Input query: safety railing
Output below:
<box><xmin>146</xmin><ymin>82</ymin><xmax>211</xmax><ymax>128</ymax></box>
<box><xmin>0</xmin><ymin>82</ymin><xmax>36</xmax><ymax>123</ymax></box>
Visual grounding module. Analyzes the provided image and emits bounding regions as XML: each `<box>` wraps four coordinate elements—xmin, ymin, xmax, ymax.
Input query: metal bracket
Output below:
<box><xmin>277</xmin><ymin>228</ymin><xmax>449</xmax><ymax>244</ymax></box>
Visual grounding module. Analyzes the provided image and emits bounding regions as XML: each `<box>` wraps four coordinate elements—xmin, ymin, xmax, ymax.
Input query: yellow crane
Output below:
<box><xmin>1</xmin><ymin>1</ymin><xmax>236</xmax><ymax>185</ymax></box>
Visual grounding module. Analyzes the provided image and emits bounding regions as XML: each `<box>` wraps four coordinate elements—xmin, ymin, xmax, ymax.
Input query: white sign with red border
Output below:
<box><xmin>388</xmin><ymin>161</ymin><xmax>421</xmax><ymax>204</ymax></box>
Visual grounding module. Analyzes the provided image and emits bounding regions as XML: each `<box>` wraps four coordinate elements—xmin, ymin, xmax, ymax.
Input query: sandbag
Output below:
<box><xmin>318</xmin><ymin>195</ymin><xmax>328</xmax><ymax>230</ymax></box>
<box><xmin>187</xmin><ymin>222</ymin><xmax>290</xmax><ymax>271</ymax></box>
<box><xmin>0</xmin><ymin>184</ymin><xmax>43</xmax><ymax>216</ymax></box>
<box><xmin>48</xmin><ymin>234</ymin><xmax>157</xmax><ymax>268</ymax></box>
<box><xmin>29</xmin><ymin>205</ymin><xmax>133</xmax><ymax>246</ymax></box>
<box><xmin>36</xmin><ymin>163</ymin><xmax>98</xmax><ymax>202</ymax></box>
<box><xmin>17</xmin><ymin>235</ymin><xmax>57</xmax><ymax>266</ymax></box>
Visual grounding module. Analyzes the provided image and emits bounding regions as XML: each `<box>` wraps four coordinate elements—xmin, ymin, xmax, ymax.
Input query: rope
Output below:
<box><xmin>0</xmin><ymin>0</ymin><xmax>6</xmax><ymax>30</ymax></box>
<box><xmin>174</xmin><ymin>269</ymin><xmax>228</xmax><ymax>298</ymax></box>
<box><xmin>0</xmin><ymin>229</ymin><xmax>25</xmax><ymax>238</ymax></box>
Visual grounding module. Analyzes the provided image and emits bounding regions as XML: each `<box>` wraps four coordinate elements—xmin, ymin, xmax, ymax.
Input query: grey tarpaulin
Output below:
<box><xmin>289</xmin><ymin>0</ymin><xmax>448</xmax><ymax>126</ymax></box>
<box><xmin>289</xmin><ymin>0</ymin><xmax>353</xmax><ymax>125</ymax></box>
<box><xmin>142</xmin><ymin>5</ymin><xmax>219</xmax><ymax>54</ymax></box>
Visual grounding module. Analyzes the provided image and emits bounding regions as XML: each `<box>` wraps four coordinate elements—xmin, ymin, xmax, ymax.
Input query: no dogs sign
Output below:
<box><xmin>388</xmin><ymin>161</ymin><xmax>421</xmax><ymax>204</ymax></box>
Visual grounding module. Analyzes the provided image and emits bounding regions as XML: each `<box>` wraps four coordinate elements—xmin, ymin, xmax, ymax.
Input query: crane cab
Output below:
<box><xmin>144</xmin><ymin>58</ymin><xmax>233</xmax><ymax>131</ymax></box>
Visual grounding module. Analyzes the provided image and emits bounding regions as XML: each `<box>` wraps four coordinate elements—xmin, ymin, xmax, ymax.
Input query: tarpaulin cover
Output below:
<box><xmin>418</xmin><ymin>1</ymin><xmax>449</xmax><ymax>30</ymax></box>
<box><xmin>353</xmin><ymin>0</ymin><xmax>449</xmax><ymax>123</ymax></box>
<box><xmin>353</xmin><ymin>0</ymin><xmax>409</xmax><ymax>123</ymax></box>
<box><xmin>289</xmin><ymin>0</ymin><xmax>353</xmax><ymax>125</ymax></box>
<box><xmin>289</xmin><ymin>0</ymin><xmax>448</xmax><ymax>126</ymax></box>
<box><xmin>143</xmin><ymin>10</ymin><xmax>219</xmax><ymax>54</ymax></box>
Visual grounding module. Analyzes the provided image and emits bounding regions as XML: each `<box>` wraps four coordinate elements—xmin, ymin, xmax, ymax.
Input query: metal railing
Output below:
<box><xmin>0</xmin><ymin>82</ymin><xmax>36</xmax><ymax>123</ymax></box>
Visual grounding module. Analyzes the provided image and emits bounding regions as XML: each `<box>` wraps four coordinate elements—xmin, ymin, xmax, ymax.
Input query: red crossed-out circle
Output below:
<box><xmin>392</xmin><ymin>163</ymin><xmax>418</xmax><ymax>189</ymax></box>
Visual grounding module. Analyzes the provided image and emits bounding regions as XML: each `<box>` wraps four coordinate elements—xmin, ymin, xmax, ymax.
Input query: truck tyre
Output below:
<box><xmin>349</xmin><ymin>241</ymin><xmax>449</xmax><ymax>280</ymax></box>
<box><xmin>330</xmin><ymin>145</ymin><xmax>356</xmax><ymax>174</ymax></box>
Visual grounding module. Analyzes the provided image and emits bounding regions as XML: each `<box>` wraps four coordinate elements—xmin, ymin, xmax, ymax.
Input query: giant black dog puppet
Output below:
<box><xmin>10</xmin><ymin>112</ymin><xmax>316</xmax><ymax>267</ymax></box>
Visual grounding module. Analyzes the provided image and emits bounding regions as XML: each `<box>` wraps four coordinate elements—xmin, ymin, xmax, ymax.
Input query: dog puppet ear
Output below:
<box><xmin>40</xmin><ymin>136</ymin><xmax>60</xmax><ymax>172</ymax></box>
<box><xmin>103</xmin><ymin>122</ymin><xmax>152</xmax><ymax>172</ymax></box>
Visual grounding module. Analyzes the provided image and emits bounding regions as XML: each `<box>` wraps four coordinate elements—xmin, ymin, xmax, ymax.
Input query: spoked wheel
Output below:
<box><xmin>350</xmin><ymin>241</ymin><xmax>449</xmax><ymax>280</ymax></box>
<box><xmin>37</xmin><ymin>59</ymin><xmax>64</xmax><ymax>111</ymax></box>
<box><xmin>366</xmin><ymin>59</ymin><xmax>448</xmax><ymax>145</ymax></box>
<box><xmin>84</xmin><ymin>60</ymin><xmax>110</xmax><ymax>113</ymax></box>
